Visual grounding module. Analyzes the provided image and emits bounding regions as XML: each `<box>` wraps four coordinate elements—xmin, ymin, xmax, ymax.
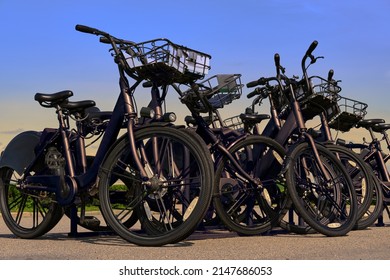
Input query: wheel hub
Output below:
<box><xmin>146</xmin><ymin>175</ymin><xmax>167</xmax><ymax>199</ymax></box>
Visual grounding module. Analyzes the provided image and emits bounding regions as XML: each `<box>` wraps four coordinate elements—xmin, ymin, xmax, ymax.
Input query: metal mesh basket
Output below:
<box><xmin>123</xmin><ymin>39</ymin><xmax>211</xmax><ymax>83</ymax></box>
<box><xmin>297</xmin><ymin>76</ymin><xmax>341</xmax><ymax>120</ymax></box>
<box><xmin>327</xmin><ymin>96</ymin><xmax>368</xmax><ymax>132</ymax></box>
<box><xmin>181</xmin><ymin>74</ymin><xmax>243</xmax><ymax>113</ymax></box>
<box><xmin>223</xmin><ymin>115</ymin><xmax>243</xmax><ymax>131</ymax></box>
<box><xmin>270</xmin><ymin>76</ymin><xmax>341</xmax><ymax>120</ymax></box>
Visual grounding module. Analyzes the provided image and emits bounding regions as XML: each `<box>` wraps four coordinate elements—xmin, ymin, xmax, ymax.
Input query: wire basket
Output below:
<box><xmin>123</xmin><ymin>39</ymin><xmax>211</xmax><ymax>84</ymax></box>
<box><xmin>181</xmin><ymin>74</ymin><xmax>243</xmax><ymax>113</ymax></box>
<box><xmin>327</xmin><ymin>96</ymin><xmax>368</xmax><ymax>132</ymax></box>
<box><xmin>223</xmin><ymin>115</ymin><xmax>244</xmax><ymax>131</ymax></box>
<box><xmin>297</xmin><ymin>76</ymin><xmax>341</xmax><ymax>120</ymax></box>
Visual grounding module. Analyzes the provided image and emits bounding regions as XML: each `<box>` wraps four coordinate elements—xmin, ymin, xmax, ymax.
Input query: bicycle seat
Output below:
<box><xmin>372</xmin><ymin>123</ymin><xmax>390</xmax><ymax>133</ymax></box>
<box><xmin>239</xmin><ymin>113</ymin><xmax>270</xmax><ymax>125</ymax></box>
<box><xmin>184</xmin><ymin>115</ymin><xmax>215</xmax><ymax>126</ymax></box>
<box><xmin>62</xmin><ymin>100</ymin><xmax>96</xmax><ymax>113</ymax></box>
<box><xmin>34</xmin><ymin>90</ymin><xmax>73</xmax><ymax>105</ymax></box>
<box><xmin>356</xmin><ymin>119</ymin><xmax>385</xmax><ymax>129</ymax></box>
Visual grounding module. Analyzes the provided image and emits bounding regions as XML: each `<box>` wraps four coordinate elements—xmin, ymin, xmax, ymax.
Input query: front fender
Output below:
<box><xmin>0</xmin><ymin>131</ymin><xmax>41</xmax><ymax>175</ymax></box>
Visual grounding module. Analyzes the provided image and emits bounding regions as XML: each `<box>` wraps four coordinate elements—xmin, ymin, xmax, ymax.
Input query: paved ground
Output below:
<box><xmin>0</xmin><ymin>213</ymin><xmax>390</xmax><ymax>260</ymax></box>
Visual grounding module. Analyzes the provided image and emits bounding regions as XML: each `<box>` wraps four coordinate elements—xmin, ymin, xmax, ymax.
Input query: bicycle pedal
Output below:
<box><xmin>80</xmin><ymin>216</ymin><xmax>101</xmax><ymax>228</ymax></box>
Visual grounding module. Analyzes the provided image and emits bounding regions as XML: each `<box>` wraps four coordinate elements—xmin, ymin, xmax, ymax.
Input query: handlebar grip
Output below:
<box><xmin>99</xmin><ymin>37</ymin><xmax>111</xmax><ymax>44</ymax></box>
<box><xmin>247</xmin><ymin>87</ymin><xmax>270</xmax><ymax>99</ymax></box>
<box><xmin>327</xmin><ymin>69</ymin><xmax>334</xmax><ymax>81</ymax></box>
<box><xmin>247</xmin><ymin>80</ymin><xmax>260</xmax><ymax>88</ymax></box>
<box><xmin>305</xmin><ymin>40</ymin><xmax>318</xmax><ymax>57</ymax></box>
<box><xmin>247</xmin><ymin>88</ymin><xmax>260</xmax><ymax>98</ymax></box>
<box><xmin>274</xmin><ymin>53</ymin><xmax>280</xmax><ymax>69</ymax></box>
<box><xmin>247</xmin><ymin>77</ymin><xmax>269</xmax><ymax>88</ymax></box>
<box><xmin>75</xmin><ymin>24</ymin><xmax>101</xmax><ymax>35</ymax></box>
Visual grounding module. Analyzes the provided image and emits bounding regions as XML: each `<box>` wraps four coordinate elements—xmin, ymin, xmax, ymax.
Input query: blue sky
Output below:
<box><xmin>0</xmin><ymin>0</ymin><xmax>389</xmax><ymax>151</ymax></box>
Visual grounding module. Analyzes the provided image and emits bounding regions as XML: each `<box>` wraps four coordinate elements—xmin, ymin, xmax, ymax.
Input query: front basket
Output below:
<box><xmin>124</xmin><ymin>38</ymin><xmax>211</xmax><ymax>84</ymax></box>
<box><xmin>327</xmin><ymin>96</ymin><xmax>368</xmax><ymax>132</ymax></box>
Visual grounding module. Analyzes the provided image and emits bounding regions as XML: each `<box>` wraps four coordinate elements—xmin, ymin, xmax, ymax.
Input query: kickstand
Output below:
<box><xmin>67</xmin><ymin>204</ymin><xmax>111</xmax><ymax>237</ymax></box>
<box><xmin>68</xmin><ymin>204</ymin><xmax>83</xmax><ymax>237</ymax></box>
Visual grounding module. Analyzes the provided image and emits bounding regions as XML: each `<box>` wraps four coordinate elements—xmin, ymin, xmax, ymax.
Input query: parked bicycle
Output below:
<box><xmin>237</xmin><ymin>64</ymin><xmax>377</xmax><ymax>232</ymax></box>
<box><xmin>344</xmin><ymin>118</ymin><xmax>390</xmax><ymax>227</ymax></box>
<box><xmin>169</xmin><ymin>74</ymin><xmax>291</xmax><ymax>236</ymax></box>
<box><xmin>243</xmin><ymin>41</ymin><xmax>359</xmax><ymax>236</ymax></box>
<box><xmin>0</xmin><ymin>25</ymin><xmax>215</xmax><ymax>246</ymax></box>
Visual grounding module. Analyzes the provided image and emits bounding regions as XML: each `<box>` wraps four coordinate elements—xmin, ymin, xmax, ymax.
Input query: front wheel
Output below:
<box><xmin>98</xmin><ymin>126</ymin><xmax>214</xmax><ymax>246</ymax></box>
<box><xmin>284</xmin><ymin>142</ymin><xmax>358</xmax><ymax>236</ymax></box>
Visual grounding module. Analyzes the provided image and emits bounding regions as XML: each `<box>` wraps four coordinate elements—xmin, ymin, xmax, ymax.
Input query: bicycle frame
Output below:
<box><xmin>246</xmin><ymin>43</ymin><xmax>339</xmax><ymax>179</ymax></box>
<box><xmin>17</xmin><ymin>27</ymin><xmax>187</xmax><ymax>207</ymax></box>
<box><xmin>21</xmin><ymin>73</ymin><xmax>149</xmax><ymax>205</ymax></box>
<box><xmin>171</xmin><ymin>82</ymin><xmax>264</xmax><ymax>189</ymax></box>
<box><xmin>349</xmin><ymin>123</ymin><xmax>390</xmax><ymax>183</ymax></box>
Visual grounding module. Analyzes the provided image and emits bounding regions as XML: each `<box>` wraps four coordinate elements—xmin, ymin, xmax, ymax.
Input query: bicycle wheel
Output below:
<box><xmin>353</xmin><ymin>174</ymin><xmax>384</xmax><ymax>230</ymax></box>
<box><xmin>213</xmin><ymin>135</ymin><xmax>291</xmax><ymax>235</ymax></box>
<box><xmin>326</xmin><ymin>144</ymin><xmax>373</xmax><ymax>221</ymax></box>
<box><xmin>0</xmin><ymin>167</ymin><xmax>64</xmax><ymax>238</ymax></box>
<box><xmin>285</xmin><ymin>142</ymin><xmax>358</xmax><ymax>236</ymax></box>
<box><xmin>280</xmin><ymin>144</ymin><xmax>375</xmax><ymax>234</ymax></box>
<box><xmin>98</xmin><ymin>126</ymin><xmax>214</xmax><ymax>246</ymax></box>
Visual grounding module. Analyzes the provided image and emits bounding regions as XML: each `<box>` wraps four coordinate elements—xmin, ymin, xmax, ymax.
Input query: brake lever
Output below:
<box><xmin>311</xmin><ymin>55</ymin><xmax>325</xmax><ymax>64</ymax></box>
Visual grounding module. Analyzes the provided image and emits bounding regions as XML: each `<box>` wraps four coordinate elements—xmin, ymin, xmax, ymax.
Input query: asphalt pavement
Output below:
<box><xmin>0</xmin><ymin>213</ymin><xmax>390</xmax><ymax>260</ymax></box>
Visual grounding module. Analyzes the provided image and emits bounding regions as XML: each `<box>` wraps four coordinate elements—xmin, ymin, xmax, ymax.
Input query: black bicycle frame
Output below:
<box><xmin>22</xmin><ymin>65</ymin><xmax>152</xmax><ymax>206</ymax></box>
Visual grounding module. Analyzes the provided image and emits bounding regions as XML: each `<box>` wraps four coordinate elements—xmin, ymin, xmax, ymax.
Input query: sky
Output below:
<box><xmin>0</xmin><ymin>0</ymin><xmax>390</xmax><ymax>152</ymax></box>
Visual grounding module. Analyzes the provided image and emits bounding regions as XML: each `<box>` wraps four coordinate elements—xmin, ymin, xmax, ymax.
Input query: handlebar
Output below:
<box><xmin>274</xmin><ymin>53</ymin><xmax>280</xmax><ymax>70</ymax></box>
<box><xmin>247</xmin><ymin>77</ymin><xmax>278</xmax><ymax>88</ymax></box>
<box><xmin>247</xmin><ymin>87</ymin><xmax>268</xmax><ymax>99</ymax></box>
<box><xmin>75</xmin><ymin>24</ymin><xmax>108</xmax><ymax>37</ymax></box>
<box><xmin>301</xmin><ymin>40</ymin><xmax>319</xmax><ymax>70</ymax></box>
<box><xmin>99</xmin><ymin>36</ymin><xmax>137</xmax><ymax>46</ymax></box>
<box><xmin>327</xmin><ymin>69</ymin><xmax>334</xmax><ymax>81</ymax></box>
<box><xmin>305</xmin><ymin>40</ymin><xmax>318</xmax><ymax>58</ymax></box>
<box><xmin>75</xmin><ymin>24</ymin><xmax>141</xmax><ymax>80</ymax></box>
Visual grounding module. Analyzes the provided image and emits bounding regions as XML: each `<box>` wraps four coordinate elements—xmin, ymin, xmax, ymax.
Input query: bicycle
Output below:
<box><xmin>240</xmin><ymin>68</ymin><xmax>377</xmax><ymax>232</ymax></box>
<box><xmin>0</xmin><ymin>24</ymin><xmax>215</xmax><ymax>246</ymax></box>
<box><xmin>170</xmin><ymin>74</ymin><xmax>291</xmax><ymax>236</ymax></box>
<box><xmin>344</xmin><ymin>118</ymin><xmax>390</xmax><ymax>227</ymax></box>
<box><xmin>244</xmin><ymin>41</ymin><xmax>359</xmax><ymax>236</ymax></box>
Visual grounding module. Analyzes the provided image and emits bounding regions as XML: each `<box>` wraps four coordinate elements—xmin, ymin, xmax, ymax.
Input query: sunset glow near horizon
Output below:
<box><xmin>0</xmin><ymin>0</ymin><xmax>389</xmax><ymax>153</ymax></box>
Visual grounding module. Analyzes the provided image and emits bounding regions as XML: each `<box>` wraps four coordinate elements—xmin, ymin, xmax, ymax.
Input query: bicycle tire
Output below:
<box><xmin>213</xmin><ymin>135</ymin><xmax>291</xmax><ymax>235</ymax></box>
<box><xmin>98</xmin><ymin>126</ymin><xmax>214</xmax><ymax>246</ymax></box>
<box><xmin>353</xmin><ymin>174</ymin><xmax>384</xmax><ymax>230</ymax></box>
<box><xmin>0</xmin><ymin>167</ymin><xmax>64</xmax><ymax>239</ymax></box>
<box><xmin>280</xmin><ymin>143</ymin><xmax>376</xmax><ymax>234</ymax></box>
<box><xmin>325</xmin><ymin>144</ymin><xmax>373</xmax><ymax>221</ymax></box>
<box><xmin>284</xmin><ymin>142</ymin><xmax>358</xmax><ymax>236</ymax></box>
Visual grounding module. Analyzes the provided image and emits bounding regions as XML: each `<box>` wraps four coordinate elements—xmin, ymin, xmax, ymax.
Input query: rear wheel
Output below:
<box><xmin>353</xmin><ymin>174</ymin><xmax>384</xmax><ymax>230</ymax></box>
<box><xmin>213</xmin><ymin>135</ymin><xmax>291</xmax><ymax>235</ymax></box>
<box><xmin>0</xmin><ymin>167</ymin><xmax>64</xmax><ymax>238</ymax></box>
